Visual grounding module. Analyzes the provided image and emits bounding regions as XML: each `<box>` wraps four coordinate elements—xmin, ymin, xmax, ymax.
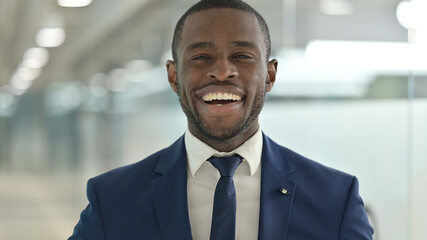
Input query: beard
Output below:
<box><xmin>177</xmin><ymin>77</ymin><xmax>267</xmax><ymax>140</ymax></box>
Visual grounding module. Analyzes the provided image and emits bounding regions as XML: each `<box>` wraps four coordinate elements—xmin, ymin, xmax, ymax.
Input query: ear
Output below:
<box><xmin>166</xmin><ymin>60</ymin><xmax>178</xmax><ymax>93</ymax></box>
<box><xmin>266</xmin><ymin>59</ymin><xmax>278</xmax><ymax>92</ymax></box>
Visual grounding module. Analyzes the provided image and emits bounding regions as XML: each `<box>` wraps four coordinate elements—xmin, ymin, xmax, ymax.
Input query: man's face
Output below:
<box><xmin>167</xmin><ymin>8</ymin><xmax>277</xmax><ymax>144</ymax></box>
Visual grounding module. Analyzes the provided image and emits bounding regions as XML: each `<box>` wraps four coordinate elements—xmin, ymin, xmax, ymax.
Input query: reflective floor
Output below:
<box><xmin>1</xmin><ymin>0</ymin><xmax>426</xmax><ymax>239</ymax></box>
<box><xmin>0</xmin><ymin>171</ymin><xmax>88</xmax><ymax>240</ymax></box>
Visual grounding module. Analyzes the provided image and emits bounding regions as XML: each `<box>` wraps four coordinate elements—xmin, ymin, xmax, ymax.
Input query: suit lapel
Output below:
<box><xmin>151</xmin><ymin>136</ymin><xmax>193</xmax><ymax>240</ymax></box>
<box><xmin>258</xmin><ymin>134</ymin><xmax>296</xmax><ymax>240</ymax></box>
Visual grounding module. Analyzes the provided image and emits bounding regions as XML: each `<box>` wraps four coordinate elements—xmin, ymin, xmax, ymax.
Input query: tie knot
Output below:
<box><xmin>208</xmin><ymin>155</ymin><xmax>242</xmax><ymax>177</ymax></box>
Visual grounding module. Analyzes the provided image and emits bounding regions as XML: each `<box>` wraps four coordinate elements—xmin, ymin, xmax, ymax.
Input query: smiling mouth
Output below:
<box><xmin>201</xmin><ymin>92</ymin><xmax>242</xmax><ymax>105</ymax></box>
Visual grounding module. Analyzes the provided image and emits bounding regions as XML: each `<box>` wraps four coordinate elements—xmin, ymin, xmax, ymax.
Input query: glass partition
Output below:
<box><xmin>0</xmin><ymin>0</ymin><xmax>425</xmax><ymax>239</ymax></box>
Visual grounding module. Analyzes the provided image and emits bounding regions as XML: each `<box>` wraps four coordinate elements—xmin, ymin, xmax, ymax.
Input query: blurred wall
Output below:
<box><xmin>1</xmin><ymin>0</ymin><xmax>426</xmax><ymax>239</ymax></box>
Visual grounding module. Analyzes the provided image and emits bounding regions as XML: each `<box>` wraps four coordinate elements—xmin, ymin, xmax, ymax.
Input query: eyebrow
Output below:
<box><xmin>186</xmin><ymin>42</ymin><xmax>215</xmax><ymax>51</ymax></box>
<box><xmin>233</xmin><ymin>41</ymin><xmax>257</xmax><ymax>49</ymax></box>
<box><xmin>185</xmin><ymin>41</ymin><xmax>258</xmax><ymax>52</ymax></box>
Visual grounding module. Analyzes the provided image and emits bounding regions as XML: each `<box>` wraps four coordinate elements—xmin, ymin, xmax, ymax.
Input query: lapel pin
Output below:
<box><xmin>279</xmin><ymin>188</ymin><xmax>289</xmax><ymax>195</ymax></box>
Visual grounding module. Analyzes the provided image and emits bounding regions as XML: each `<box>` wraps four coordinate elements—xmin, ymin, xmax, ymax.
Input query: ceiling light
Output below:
<box><xmin>36</xmin><ymin>28</ymin><xmax>66</xmax><ymax>48</ymax></box>
<box><xmin>319</xmin><ymin>0</ymin><xmax>354</xmax><ymax>16</ymax></box>
<box><xmin>15</xmin><ymin>67</ymin><xmax>42</xmax><ymax>81</ymax></box>
<box><xmin>10</xmin><ymin>74</ymin><xmax>34</xmax><ymax>95</ymax></box>
<box><xmin>22</xmin><ymin>47</ymin><xmax>49</xmax><ymax>68</ymax></box>
<box><xmin>396</xmin><ymin>0</ymin><xmax>427</xmax><ymax>30</ymax></box>
<box><xmin>57</xmin><ymin>0</ymin><xmax>93</xmax><ymax>7</ymax></box>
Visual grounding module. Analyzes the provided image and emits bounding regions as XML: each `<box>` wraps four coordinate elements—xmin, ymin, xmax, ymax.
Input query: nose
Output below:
<box><xmin>207</xmin><ymin>58</ymin><xmax>238</xmax><ymax>81</ymax></box>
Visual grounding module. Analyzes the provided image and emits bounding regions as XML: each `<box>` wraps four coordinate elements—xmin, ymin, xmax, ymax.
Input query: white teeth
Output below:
<box><xmin>202</xmin><ymin>92</ymin><xmax>242</xmax><ymax>102</ymax></box>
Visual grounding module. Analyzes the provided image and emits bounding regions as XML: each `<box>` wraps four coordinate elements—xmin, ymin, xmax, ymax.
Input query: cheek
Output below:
<box><xmin>177</xmin><ymin>78</ymin><xmax>196</xmax><ymax>106</ymax></box>
<box><xmin>178</xmin><ymin>71</ymin><xmax>201</xmax><ymax>97</ymax></box>
<box><xmin>247</xmin><ymin>73</ymin><xmax>267</xmax><ymax>92</ymax></box>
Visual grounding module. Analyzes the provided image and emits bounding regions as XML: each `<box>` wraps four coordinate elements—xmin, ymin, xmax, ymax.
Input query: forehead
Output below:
<box><xmin>179</xmin><ymin>8</ymin><xmax>265</xmax><ymax>54</ymax></box>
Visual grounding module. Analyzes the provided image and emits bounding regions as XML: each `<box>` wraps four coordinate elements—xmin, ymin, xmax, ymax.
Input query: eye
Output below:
<box><xmin>190</xmin><ymin>55</ymin><xmax>211</xmax><ymax>61</ymax></box>
<box><xmin>234</xmin><ymin>54</ymin><xmax>251</xmax><ymax>59</ymax></box>
<box><xmin>233</xmin><ymin>54</ymin><xmax>253</xmax><ymax>60</ymax></box>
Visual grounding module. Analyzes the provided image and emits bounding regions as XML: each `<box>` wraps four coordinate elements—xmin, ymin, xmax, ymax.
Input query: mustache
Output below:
<box><xmin>193</xmin><ymin>80</ymin><xmax>243</xmax><ymax>92</ymax></box>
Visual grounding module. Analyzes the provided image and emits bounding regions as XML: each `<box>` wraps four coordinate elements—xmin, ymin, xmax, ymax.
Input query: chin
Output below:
<box><xmin>205</xmin><ymin>129</ymin><xmax>237</xmax><ymax>140</ymax></box>
<box><xmin>198</xmin><ymin>120</ymin><xmax>247</xmax><ymax>141</ymax></box>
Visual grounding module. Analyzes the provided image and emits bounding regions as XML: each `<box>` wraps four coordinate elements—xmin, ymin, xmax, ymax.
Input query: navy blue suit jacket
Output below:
<box><xmin>69</xmin><ymin>134</ymin><xmax>373</xmax><ymax>239</ymax></box>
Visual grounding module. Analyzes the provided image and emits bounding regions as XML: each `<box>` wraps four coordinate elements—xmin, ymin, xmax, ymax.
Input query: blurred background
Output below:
<box><xmin>0</xmin><ymin>0</ymin><xmax>426</xmax><ymax>239</ymax></box>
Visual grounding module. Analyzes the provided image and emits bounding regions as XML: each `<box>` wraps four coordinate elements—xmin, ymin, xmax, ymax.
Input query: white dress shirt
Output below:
<box><xmin>185</xmin><ymin>128</ymin><xmax>263</xmax><ymax>240</ymax></box>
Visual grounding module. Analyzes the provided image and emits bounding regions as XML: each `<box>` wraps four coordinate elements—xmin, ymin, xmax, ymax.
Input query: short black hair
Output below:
<box><xmin>171</xmin><ymin>0</ymin><xmax>271</xmax><ymax>64</ymax></box>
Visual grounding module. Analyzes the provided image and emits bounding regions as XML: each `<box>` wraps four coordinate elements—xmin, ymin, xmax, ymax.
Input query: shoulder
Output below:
<box><xmin>97</xmin><ymin>149</ymin><xmax>163</xmax><ymax>180</ymax></box>
<box><xmin>264</xmin><ymin>134</ymin><xmax>354</xmax><ymax>186</ymax></box>
<box><xmin>89</xmin><ymin>149</ymin><xmax>165</xmax><ymax>193</ymax></box>
<box><xmin>286</xmin><ymin>145</ymin><xmax>352</xmax><ymax>180</ymax></box>
<box><xmin>88</xmin><ymin>134</ymin><xmax>185</xmax><ymax>193</ymax></box>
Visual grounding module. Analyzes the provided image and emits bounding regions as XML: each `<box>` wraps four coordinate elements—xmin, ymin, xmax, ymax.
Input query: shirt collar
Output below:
<box><xmin>185</xmin><ymin>128</ymin><xmax>263</xmax><ymax>177</ymax></box>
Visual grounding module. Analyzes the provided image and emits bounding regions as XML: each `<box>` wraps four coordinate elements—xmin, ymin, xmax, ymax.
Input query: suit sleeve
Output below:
<box><xmin>339</xmin><ymin>176</ymin><xmax>374</xmax><ymax>240</ymax></box>
<box><xmin>68</xmin><ymin>178</ymin><xmax>105</xmax><ymax>240</ymax></box>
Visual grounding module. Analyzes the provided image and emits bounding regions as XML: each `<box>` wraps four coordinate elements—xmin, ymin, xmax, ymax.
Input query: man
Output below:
<box><xmin>69</xmin><ymin>0</ymin><xmax>373</xmax><ymax>239</ymax></box>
